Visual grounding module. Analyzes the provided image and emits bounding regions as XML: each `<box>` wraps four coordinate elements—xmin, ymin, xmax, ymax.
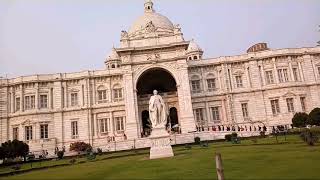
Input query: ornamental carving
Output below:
<box><xmin>174</xmin><ymin>24</ymin><xmax>182</xmax><ymax>34</ymax></box>
<box><xmin>145</xmin><ymin>21</ymin><xmax>156</xmax><ymax>33</ymax></box>
<box><xmin>121</xmin><ymin>30</ymin><xmax>128</xmax><ymax>39</ymax></box>
<box><xmin>146</xmin><ymin>53</ymin><xmax>160</xmax><ymax>61</ymax></box>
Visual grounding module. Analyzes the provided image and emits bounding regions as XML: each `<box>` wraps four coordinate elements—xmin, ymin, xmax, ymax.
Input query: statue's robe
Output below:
<box><xmin>149</xmin><ymin>94</ymin><xmax>167</xmax><ymax>128</ymax></box>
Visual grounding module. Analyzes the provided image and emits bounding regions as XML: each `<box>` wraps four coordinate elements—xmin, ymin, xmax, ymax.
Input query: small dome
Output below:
<box><xmin>128</xmin><ymin>12</ymin><xmax>174</xmax><ymax>35</ymax></box>
<box><xmin>106</xmin><ymin>48</ymin><xmax>120</xmax><ymax>60</ymax></box>
<box><xmin>187</xmin><ymin>40</ymin><xmax>202</xmax><ymax>53</ymax></box>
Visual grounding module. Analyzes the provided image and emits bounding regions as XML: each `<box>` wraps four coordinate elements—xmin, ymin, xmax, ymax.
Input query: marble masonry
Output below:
<box><xmin>1</xmin><ymin>0</ymin><xmax>320</xmax><ymax>156</ymax></box>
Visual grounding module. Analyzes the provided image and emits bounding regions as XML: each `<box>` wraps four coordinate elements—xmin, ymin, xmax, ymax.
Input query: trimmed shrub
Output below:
<box><xmin>70</xmin><ymin>142</ymin><xmax>92</xmax><ymax>154</ymax></box>
<box><xmin>194</xmin><ymin>137</ymin><xmax>201</xmax><ymax>144</ymax></box>
<box><xmin>292</xmin><ymin>112</ymin><xmax>309</xmax><ymax>127</ymax></box>
<box><xmin>300</xmin><ymin>129</ymin><xmax>319</xmax><ymax>146</ymax></box>
<box><xmin>11</xmin><ymin>164</ymin><xmax>21</xmax><ymax>171</ymax></box>
<box><xmin>310</xmin><ymin>126</ymin><xmax>320</xmax><ymax>135</ymax></box>
<box><xmin>308</xmin><ymin>108</ymin><xmax>320</xmax><ymax>126</ymax></box>
<box><xmin>225</xmin><ymin>134</ymin><xmax>232</xmax><ymax>142</ymax></box>
<box><xmin>97</xmin><ymin>148</ymin><xmax>103</xmax><ymax>155</ymax></box>
<box><xmin>260</xmin><ymin>131</ymin><xmax>266</xmax><ymax>138</ymax></box>
<box><xmin>225</xmin><ymin>133</ymin><xmax>238</xmax><ymax>142</ymax></box>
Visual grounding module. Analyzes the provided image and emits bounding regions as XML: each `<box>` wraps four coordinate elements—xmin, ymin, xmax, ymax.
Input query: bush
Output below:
<box><xmin>11</xmin><ymin>164</ymin><xmax>21</xmax><ymax>171</ymax></box>
<box><xmin>194</xmin><ymin>137</ymin><xmax>201</xmax><ymax>144</ymax></box>
<box><xmin>225</xmin><ymin>134</ymin><xmax>232</xmax><ymax>142</ymax></box>
<box><xmin>225</xmin><ymin>133</ymin><xmax>238</xmax><ymax>142</ymax></box>
<box><xmin>57</xmin><ymin>150</ymin><xmax>64</xmax><ymax>159</ymax></box>
<box><xmin>288</xmin><ymin>128</ymin><xmax>307</xmax><ymax>135</ymax></box>
<box><xmin>300</xmin><ymin>129</ymin><xmax>319</xmax><ymax>146</ymax></box>
<box><xmin>1</xmin><ymin>140</ymin><xmax>29</xmax><ymax>161</ymax></box>
<box><xmin>310</xmin><ymin>126</ymin><xmax>320</xmax><ymax>134</ymax></box>
<box><xmin>292</xmin><ymin>112</ymin><xmax>309</xmax><ymax>127</ymax></box>
<box><xmin>260</xmin><ymin>131</ymin><xmax>266</xmax><ymax>138</ymax></box>
<box><xmin>96</xmin><ymin>148</ymin><xmax>103</xmax><ymax>155</ymax></box>
<box><xmin>308</xmin><ymin>108</ymin><xmax>320</xmax><ymax>126</ymax></box>
<box><xmin>69</xmin><ymin>142</ymin><xmax>92</xmax><ymax>154</ymax></box>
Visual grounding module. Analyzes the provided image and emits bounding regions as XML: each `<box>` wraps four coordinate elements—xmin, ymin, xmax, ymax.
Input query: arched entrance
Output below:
<box><xmin>141</xmin><ymin>110</ymin><xmax>151</xmax><ymax>137</ymax></box>
<box><xmin>136</xmin><ymin>68</ymin><xmax>179</xmax><ymax>137</ymax></box>
<box><xmin>169</xmin><ymin>107</ymin><xmax>180</xmax><ymax>133</ymax></box>
<box><xmin>136</xmin><ymin>68</ymin><xmax>177</xmax><ymax>95</ymax></box>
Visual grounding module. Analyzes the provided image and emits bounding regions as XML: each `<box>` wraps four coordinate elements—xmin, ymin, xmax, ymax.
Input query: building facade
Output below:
<box><xmin>1</xmin><ymin>0</ymin><xmax>320</xmax><ymax>155</ymax></box>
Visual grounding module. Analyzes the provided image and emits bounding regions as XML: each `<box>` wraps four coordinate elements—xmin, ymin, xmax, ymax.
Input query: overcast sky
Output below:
<box><xmin>0</xmin><ymin>0</ymin><xmax>319</xmax><ymax>78</ymax></box>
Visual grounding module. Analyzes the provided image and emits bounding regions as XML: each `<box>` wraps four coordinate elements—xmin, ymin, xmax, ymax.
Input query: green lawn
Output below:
<box><xmin>1</xmin><ymin>135</ymin><xmax>320</xmax><ymax>180</ymax></box>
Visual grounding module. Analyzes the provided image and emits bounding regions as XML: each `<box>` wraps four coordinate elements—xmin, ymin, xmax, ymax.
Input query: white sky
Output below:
<box><xmin>0</xmin><ymin>0</ymin><xmax>319</xmax><ymax>78</ymax></box>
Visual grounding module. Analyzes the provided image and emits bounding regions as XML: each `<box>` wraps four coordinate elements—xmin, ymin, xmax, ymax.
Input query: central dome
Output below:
<box><xmin>128</xmin><ymin>0</ymin><xmax>174</xmax><ymax>36</ymax></box>
<box><xmin>128</xmin><ymin>12</ymin><xmax>174</xmax><ymax>35</ymax></box>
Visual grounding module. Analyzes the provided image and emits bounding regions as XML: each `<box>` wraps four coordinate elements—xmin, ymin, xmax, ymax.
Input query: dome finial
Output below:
<box><xmin>144</xmin><ymin>0</ymin><xmax>154</xmax><ymax>13</ymax></box>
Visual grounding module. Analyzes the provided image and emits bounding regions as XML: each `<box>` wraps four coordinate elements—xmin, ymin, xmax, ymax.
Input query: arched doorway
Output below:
<box><xmin>169</xmin><ymin>107</ymin><xmax>179</xmax><ymax>133</ymax></box>
<box><xmin>141</xmin><ymin>110</ymin><xmax>151</xmax><ymax>137</ymax></box>
<box><xmin>136</xmin><ymin>68</ymin><xmax>177</xmax><ymax>95</ymax></box>
<box><xmin>136</xmin><ymin>68</ymin><xmax>179</xmax><ymax>137</ymax></box>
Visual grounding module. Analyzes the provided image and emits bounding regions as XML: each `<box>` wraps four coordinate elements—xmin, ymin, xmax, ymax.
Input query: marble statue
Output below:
<box><xmin>149</xmin><ymin>90</ymin><xmax>167</xmax><ymax>128</ymax></box>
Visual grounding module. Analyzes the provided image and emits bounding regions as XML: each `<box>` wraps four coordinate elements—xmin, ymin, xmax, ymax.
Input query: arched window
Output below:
<box><xmin>111</xmin><ymin>64</ymin><xmax>115</xmax><ymax>68</ymax></box>
<box><xmin>190</xmin><ymin>75</ymin><xmax>201</xmax><ymax>93</ymax></box>
<box><xmin>97</xmin><ymin>85</ymin><xmax>107</xmax><ymax>103</ymax></box>
<box><xmin>194</xmin><ymin>56</ymin><xmax>198</xmax><ymax>60</ymax></box>
<box><xmin>113</xmin><ymin>84</ymin><xmax>123</xmax><ymax>102</ymax></box>
<box><xmin>188</xmin><ymin>57</ymin><xmax>192</xmax><ymax>60</ymax></box>
<box><xmin>206</xmin><ymin>73</ymin><xmax>216</xmax><ymax>92</ymax></box>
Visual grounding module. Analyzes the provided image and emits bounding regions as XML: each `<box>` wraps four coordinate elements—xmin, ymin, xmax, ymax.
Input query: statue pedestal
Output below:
<box><xmin>149</xmin><ymin>127</ymin><xmax>174</xmax><ymax>159</ymax></box>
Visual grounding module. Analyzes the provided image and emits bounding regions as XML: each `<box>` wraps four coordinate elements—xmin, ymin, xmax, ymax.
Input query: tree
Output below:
<box><xmin>308</xmin><ymin>108</ymin><xmax>320</xmax><ymax>126</ymax></box>
<box><xmin>69</xmin><ymin>142</ymin><xmax>92</xmax><ymax>154</ymax></box>
<box><xmin>1</xmin><ymin>140</ymin><xmax>29</xmax><ymax>161</ymax></box>
<box><xmin>292</xmin><ymin>112</ymin><xmax>309</xmax><ymax>127</ymax></box>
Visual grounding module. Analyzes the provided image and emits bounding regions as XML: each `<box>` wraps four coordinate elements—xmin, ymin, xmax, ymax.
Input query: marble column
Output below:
<box><xmin>123</xmin><ymin>71</ymin><xmax>139</xmax><ymax>139</ymax></box>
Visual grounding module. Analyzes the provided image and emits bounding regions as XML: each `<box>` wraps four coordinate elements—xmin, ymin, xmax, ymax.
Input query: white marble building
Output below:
<box><xmin>1</xmin><ymin>0</ymin><xmax>320</xmax><ymax>155</ymax></box>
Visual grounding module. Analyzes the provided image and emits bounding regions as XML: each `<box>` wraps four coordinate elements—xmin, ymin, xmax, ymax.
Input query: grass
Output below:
<box><xmin>1</xmin><ymin>135</ymin><xmax>320</xmax><ymax>180</ymax></box>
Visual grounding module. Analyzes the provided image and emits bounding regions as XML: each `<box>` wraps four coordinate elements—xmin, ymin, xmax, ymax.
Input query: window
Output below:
<box><xmin>235</xmin><ymin>75</ymin><xmax>243</xmax><ymax>88</ymax></box>
<box><xmin>286</xmin><ymin>98</ymin><xmax>294</xmax><ymax>112</ymax></box>
<box><xmin>265</xmin><ymin>71</ymin><xmax>274</xmax><ymax>84</ymax></box>
<box><xmin>278</xmin><ymin>69</ymin><xmax>289</xmax><ymax>83</ymax></box>
<box><xmin>194</xmin><ymin>56</ymin><xmax>198</xmax><ymax>60</ymax></box>
<box><xmin>194</xmin><ymin>108</ymin><xmax>204</xmax><ymax>122</ymax></box>
<box><xmin>211</xmin><ymin>107</ymin><xmax>220</xmax><ymax>121</ymax></box>
<box><xmin>115</xmin><ymin>117</ymin><xmax>125</xmax><ymax>132</ymax></box>
<box><xmin>71</xmin><ymin>93</ymin><xmax>78</xmax><ymax>106</ymax></box>
<box><xmin>24</xmin><ymin>95</ymin><xmax>35</xmax><ymax>110</ymax></box>
<box><xmin>39</xmin><ymin>95</ymin><xmax>48</xmax><ymax>109</ymax></box>
<box><xmin>15</xmin><ymin>97</ymin><xmax>20</xmax><ymax>111</ymax></box>
<box><xmin>207</xmin><ymin>78</ymin><xmax>216</xmax><ymax>91</ymax></box>
<box><xmin>99</xmin><ymin>118</ymin><xmax>109</xmax><ymax>134</ymax></box>
<box><xmin>13</xmin><ymin>127</ymin><xmax>19</xmax><ymax>140</ymax></box>
<box><xmin>40</xmin><ymin>124</ymin><xmax>48</xmax><ymax>139</ymax></box>
<box><xmin>318</xmin><ymin>66</ymin><xmax>320</xmax><ymax>77</ymax></box>
<box><xmin>300</xmin><ymin>97</ymin><xmax>306</xmax><ymax>112</ymax></box>
<box><xmin>241</xmin><ymin>103</ymin><xmax>249</xmax><ymax>118</ymax></box>
<box><xmin>25</xmin><ymin>126</ymin><xmax>33</xmax><ymax>141</ymax></box>
<box><xmin>113</xmin><ymin>88</ymin><xmax>123</xmax><ymax>102</ymax></box>
<box><xmin>71</xmin><ymin>121</ymin><xmax>78</xmax><ymax>139</ymax></box>
<box><xmin>271</xmin><ymin>99</ymin><xmax>280</xmax><ymax>115</ymax></box>
<box><xmin>191</xmin><ymin>80</ymin><xmax>201</xmax><ymax>93</ymax></box>
<box><xmin>292</xmin><ymin>68</ymin><xmax>300</xmax><ymax>81</ymax></box>
<box><xmin>97</xmin><ymin>90</ymin><xmax>107</xmax><ymax>103</ymax></box>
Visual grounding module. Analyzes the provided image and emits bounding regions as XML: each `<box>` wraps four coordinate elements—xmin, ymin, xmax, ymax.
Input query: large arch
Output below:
<box><xmin>136</xmin><ymin>67</ymin><xmax>177</xmax><ymax>95</ymax></box>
